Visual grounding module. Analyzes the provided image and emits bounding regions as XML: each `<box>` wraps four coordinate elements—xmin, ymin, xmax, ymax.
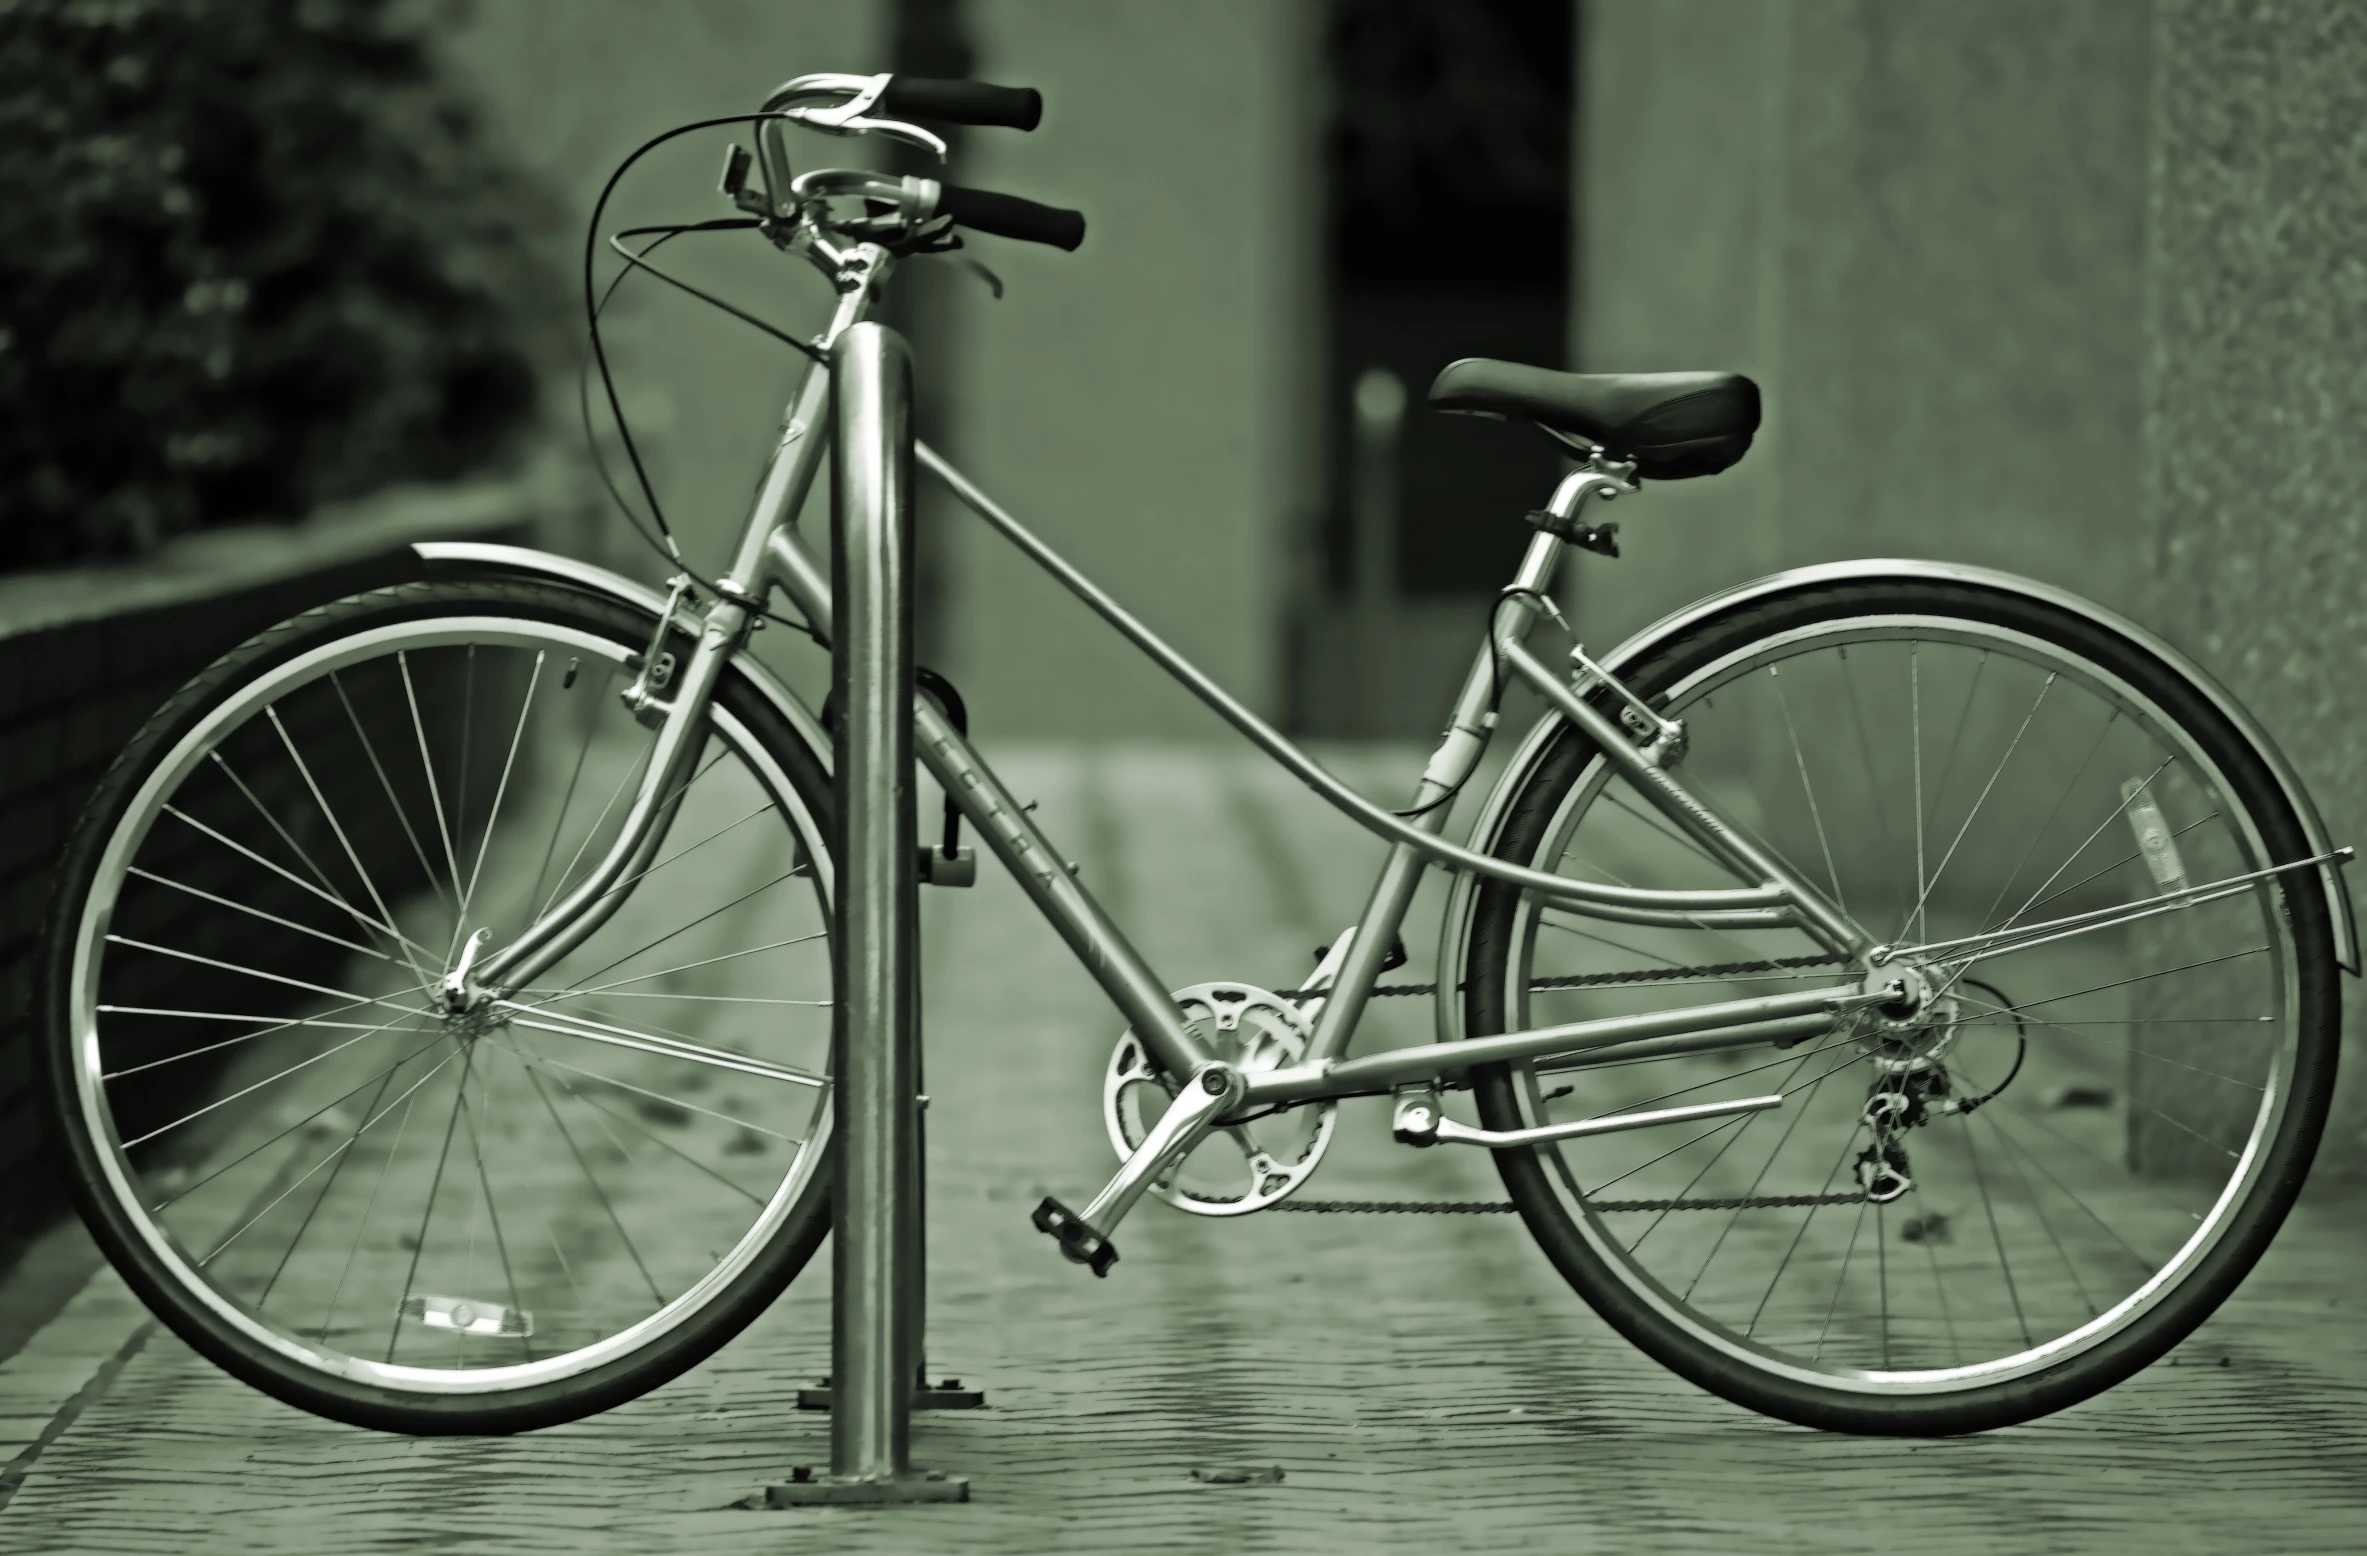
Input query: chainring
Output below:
<box><xmin>1101</xmin><ymin>982</ymin><xmax>1335</xmax><ymax>1217</ymax></box>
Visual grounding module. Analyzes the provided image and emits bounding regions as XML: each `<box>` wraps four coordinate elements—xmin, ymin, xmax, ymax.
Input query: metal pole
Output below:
<box><xmin>770</xmin><ymin>322</ymin><xmax>966</xmax><ymax>1505</ymax></box>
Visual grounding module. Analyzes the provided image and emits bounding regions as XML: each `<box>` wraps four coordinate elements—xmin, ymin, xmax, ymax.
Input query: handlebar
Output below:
<box><xmin>936</xmin><ymin>184</ymin><xmax>1086</xmax><ymax>252</ymax></box>
<box><xmin>878</xmin><ymin>77</ymin><xmax>1043</xmax><ymax>131</ymax></box>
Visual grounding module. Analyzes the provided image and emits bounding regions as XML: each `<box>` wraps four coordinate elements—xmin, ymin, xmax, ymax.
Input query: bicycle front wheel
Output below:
<box><xmin>1461</xmin><ymin>577</ymin><xmax>2338</xmax><ymax>1434</ymax></box>
<box><xmin>37</xmin><ymin>578</ymin><xmax>836</xmax><ymax>1433</ymax></box>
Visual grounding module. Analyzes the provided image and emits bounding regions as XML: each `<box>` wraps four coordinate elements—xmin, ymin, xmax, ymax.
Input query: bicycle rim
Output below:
<box><xmin>60</xmin><ymin>609</ymin><xmax>834</xmax><ymax>1408</ymax></box>
<box><xmin>1477</xmin><ymin>591</ymin><xmax>2327</xmax><ymax>1410</ymax></box>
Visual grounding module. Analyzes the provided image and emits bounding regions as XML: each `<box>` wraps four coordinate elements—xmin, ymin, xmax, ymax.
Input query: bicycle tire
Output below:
<box><xmin>36</xmin><ymin>578</ymin><xmax>837</xmax><ymax>1434</ymax></box>
<box><xmin>1462</xmin><ymin>577</ymin><xmax>2338</xmax><ymax>1434</ymax></box>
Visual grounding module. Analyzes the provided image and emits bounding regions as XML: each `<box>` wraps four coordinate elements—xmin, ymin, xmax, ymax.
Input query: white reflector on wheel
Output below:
<box><xmin>399</xmin><ymin>1295</ymin><xmax>533</xmax><ymax>1338</ymax></box>
<box><xmin>2121</xmin><ymin>778</ymin><xmax>2189</xmax><ymax>894</ymax></box>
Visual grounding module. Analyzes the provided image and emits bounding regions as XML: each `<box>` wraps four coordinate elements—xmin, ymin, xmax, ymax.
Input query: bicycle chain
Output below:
<box><xmin>1267</xmin><ymin>951</ymin><xmax>1860</xmax><ymax>1215</ymax></box>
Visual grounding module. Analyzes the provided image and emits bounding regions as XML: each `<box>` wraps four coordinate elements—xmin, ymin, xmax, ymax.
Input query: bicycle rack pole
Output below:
<box><xmin>769</xmin><ymin>323</ymin><xmax>967</xmax><ymax>1506</ymax></box>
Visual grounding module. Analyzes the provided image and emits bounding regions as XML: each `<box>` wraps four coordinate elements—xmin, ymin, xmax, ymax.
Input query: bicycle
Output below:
<box><xmin>35</xmin><ymin>72</ymin><xmax>2356</xmax><ymax>1441</ymax></box>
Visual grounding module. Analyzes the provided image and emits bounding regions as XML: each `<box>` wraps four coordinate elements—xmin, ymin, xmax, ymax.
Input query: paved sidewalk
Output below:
<box><xmin>3</xmin><ymin>744</ymin><xmax>2364</xmax><ymax>1555</ymax></box>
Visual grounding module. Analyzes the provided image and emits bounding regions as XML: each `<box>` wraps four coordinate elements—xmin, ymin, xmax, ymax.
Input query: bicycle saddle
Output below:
<box><xmin>1426</xmin><ymin>359</ymin><xmax>1761</xmax><ymax>480</ymax></box>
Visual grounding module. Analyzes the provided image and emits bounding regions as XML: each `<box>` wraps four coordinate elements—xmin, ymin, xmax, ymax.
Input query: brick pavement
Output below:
<box><xmin>2</xmin><ymin>743</ymin><xmax>2363</xmax><ymax>1555</ymax></box>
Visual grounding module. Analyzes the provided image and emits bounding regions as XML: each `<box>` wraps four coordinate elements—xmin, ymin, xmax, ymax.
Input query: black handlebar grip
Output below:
<box><xmin>878</xmin><ymin>77</ymin><xmax>1043</xmax><ymax>131</ymax></box>
<box><xmin>937</xmin><ymin>184</ymin><xmax>1086</xmax><ymax>252</ymax></box>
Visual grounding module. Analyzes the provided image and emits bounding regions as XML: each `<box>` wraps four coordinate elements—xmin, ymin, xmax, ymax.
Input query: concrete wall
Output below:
<box><xmin>1575</xmin><ymin>0</ymin><xmax>2155</xmax><ymax>649</ymax></box>
<box><xmin>0</xmin><ymin>497</ymin><xmax>537</xmax><ymax>1238</ymax></box>
<box><xmin>2133</xmin><ymin>0</ymin><xmax>2367</xmax><ymax>1176</ymax></box>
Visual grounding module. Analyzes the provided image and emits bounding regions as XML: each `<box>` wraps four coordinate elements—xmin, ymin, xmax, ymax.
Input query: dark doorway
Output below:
<box><xmin>1291</xmin><ymin>0</ymin><xmax>1575</xmax><ymax>736</ymax></box>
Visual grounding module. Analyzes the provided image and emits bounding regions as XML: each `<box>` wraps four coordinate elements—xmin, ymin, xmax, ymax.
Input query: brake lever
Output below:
<box><xmin>777</xmin><ymin>105</ymin><xmax>947</xmax><ymax>160</ymax></box>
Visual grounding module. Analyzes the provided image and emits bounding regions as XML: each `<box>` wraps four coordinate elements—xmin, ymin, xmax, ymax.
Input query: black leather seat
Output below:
<box><xmin>1426</xmin><ymin>359</ymin><xmax>1761</xmax><ymax>480</ymax></box>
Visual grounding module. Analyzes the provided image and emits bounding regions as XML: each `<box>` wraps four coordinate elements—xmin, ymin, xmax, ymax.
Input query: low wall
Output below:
<box><xmin>0</xmin><ymin>483</ymin><xmax>556</xmax><ymax>1239</ymax></box>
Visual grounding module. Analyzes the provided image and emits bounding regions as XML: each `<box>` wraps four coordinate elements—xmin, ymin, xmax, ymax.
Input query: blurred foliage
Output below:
<box><xmin>0</xmin><ymin>0</ymin><xmax>561</xmax><ymax>569</ymax></box>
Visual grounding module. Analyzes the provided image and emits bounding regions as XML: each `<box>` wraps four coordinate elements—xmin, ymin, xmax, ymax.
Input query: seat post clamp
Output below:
<box><xmin>1524</xmin><ymin>508</ymin><xmax>1621</xmax><ymax>558</ymax></box>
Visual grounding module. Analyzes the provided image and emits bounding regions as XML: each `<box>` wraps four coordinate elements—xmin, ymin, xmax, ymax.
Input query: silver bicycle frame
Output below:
<box><xmin>458</xmin><ymin>232</ymin><xmax>2350</xmax><ymax>1117</ymax></box>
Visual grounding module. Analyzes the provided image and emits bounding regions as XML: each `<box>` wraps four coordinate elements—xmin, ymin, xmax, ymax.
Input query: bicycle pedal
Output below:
<box><xmin>1031</xmin><ymin>1196</ymin><xmax>1118</xmax><ymax>1277</ymax></box>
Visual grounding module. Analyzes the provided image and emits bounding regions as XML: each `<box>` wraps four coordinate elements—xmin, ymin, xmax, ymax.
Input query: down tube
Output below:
<box><xmin>909</xmin><ymin>701</ymin><xmax>1211</xmax><ymax>1080</ymax></box>
<box><xmin>761</xmin><ymin>521</ymin><xmax>1211</xmax><ymax>1080</ymax></box>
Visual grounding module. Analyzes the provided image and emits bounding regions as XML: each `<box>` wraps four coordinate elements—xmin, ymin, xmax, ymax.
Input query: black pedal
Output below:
<box><xmin>1031</xmin><ymin>1197</ymin><xmax>1118</xmax><ymax>1277</ymax></box>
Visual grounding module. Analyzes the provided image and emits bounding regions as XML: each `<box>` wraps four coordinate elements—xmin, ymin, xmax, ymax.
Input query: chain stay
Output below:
<box><xmin>1273</xmin><ymin>951</ymin><xmax>1846</xmax><ymax>1002</ymax></box>
<box><xmin>1259</xmin><ymin>952</ymin><xmax>1861</xmax><ymax>1215</ymax></box>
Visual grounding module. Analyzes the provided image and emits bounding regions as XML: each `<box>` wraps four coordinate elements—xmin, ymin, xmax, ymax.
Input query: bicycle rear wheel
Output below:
<box><xmin>1461</xmin><ymin>578</ymin><xmax>2338</xmax><ymax>1433</ymax></box>
<box><xmin>38</xmin><ymin>578</ymin><xmax>835</xmax><ymax>1433</ymax></box>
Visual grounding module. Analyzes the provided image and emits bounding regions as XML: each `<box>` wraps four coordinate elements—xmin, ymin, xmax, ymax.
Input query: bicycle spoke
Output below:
<box><xmin>208</xmin><ymin>750</ymin><xmax>409</xmax><ymax>967</ymax></box>
<box><xmin>1768</xmin><ymin>664</ymin><xmax>1847</xmax><ymax>913</ymax></box>
<box><xmin>202</xmin><ymin>1042</ymin><xmax>461</xmax><ymax>1271</ymax></box>
<box><xmin>1971</xmin><ymin>1088</ymin><xmax>2101</xmax><ymax>1323</ymax></box>
<box><xmin>266</xmin><ymin>704</ymin><xmax>437</xmax><ymax>992</ymax></box>
<box><xmin>523</xmin><ymin>659</ymin><xmax>612</xmax><ymax>914</ymax></box>
<box><xmin>1910</xmin><ymin>642</ymin><xmax>1927</xmax><ymax>946</ymax></box>
<box><xmin>1983</xmin><ymin>1108</ymin><xmax>2170</xmax><ymax>1270</ymax></box>
<box><xmin>1970</xmin><ymin>706</ymin><xmax>2121</xmax><ymax>933</ymax></box>
<box><xmin>163</xmin><ymin>803</ymin><xmax>437</xmax><ymax>969</ymax></box>
<box><xmin>2016</xmin><ymin>809</ymin><xmax>2223</xmax><ymax>922</ymax></box>
<box><xmin>101</xmin><ymin>998</ymin><xmax>412</xmax><ymax>1079</ymax></box>
<box><xmin>399</xmin><ymin>650</ymin><xmax>468</xmax><ymax>910</ymax></box>
<box><xmin>1812</xmin><ymin>1197</ymin><xmax>1872</xmax><ymax>1363</ymax></box>
<box><xmin>1953</xmin><ymin>995</ymin><xmax>2266</xmax><ymax>1091</ymax></box>
<box><xmin>1746</xmin><ymin>1125</ymin><xmax>1864</xmax><ymax>1339</ymax></box>
<box><xmin>536</xmin><ymin>738</ymin><xmax>654</xmax><ymax>919</ymax></box>
<box><xmin>127</xmin><ymin>867</ymin><xmax>390</xmax><ymax>962</ymax></box>
<box><xmin>524</xmin><ymin>1055</ymin><xmax>798</xmax><ymax>1141</ymax></box>
<box><xmin>1627</xmin><ymin>1047</ymin><xmax>1823</xmax><ymax>1256</ymax></box>
<box><xmin>1838</xmin><ymin>645</ymin><xmax>1896</xmax><ymax>855</ymax></box>
<box><xmin>1999</xmin><ymin>944</ymin><xmax>2268</xmax><ymax>1013</ymax></box>
<box><xmin>318</xmin><ymin>1085</ymin><xmax>423</xmax><ymax>1345</ymax></box>
<box><xmin>1959</xmin><ymin>1109</ymin><xmax>2033</xmax><ymax>1351</ymax></box>
<box><xmin>497</xmin><ymin>1004</ymin><xmax>823</xmax><ymax>1089</ymax></box>
<box><xmin>255</xmin><ymin>1051</ymin><xmax>409</xmax><ymax>1309</ymax></box>
<box><xmin>510</xmin><ymin>1049</ymin><xmax>772</xmax><ymax>1211</ymax></box>
<box><xmin>1992</xmin><ymin>756</ymin><xmax>2175</xmax><ymax>938</ymax></box>
<box><xmin>1921</xmin><ymin>648</ymin><xmax>1992</xmax><ymax>838</ymax></box>
<box><xmin>527</xmin><ymin>926</ymin><xmax>824</xmax><ymax>1007</ymax></box>
<box><xmin>459</xmin><ymin>651</ymin><xmax>544</xmax><ymax>920</ymax></box>
<box><xmin>332</xmin><ymin>669</ymin><xmax>453</xmax><ymax>910</ymax></box>
<box><xmin>1678</xmin><ymin>1059</ymin><xmax>1833</xmax><ymax>1298</ymax></box>
<box><xmin>586</xmin><ymin>792</ymin><xmax>781</xmax><ymax>911</ymax></box>
<box><xmin>120</xmin><ymin>1002</ymin><xmax>435</xmax><ymax>1151</ymax></box>
<box><xmin>1897</xmin><ymin>673</ymin><xmax>2052</xmax><ymax>940</ymax></box>
<box><xmin>517</xmin><ymin>1058</ymin><xmax>669</xmax><ymax>1303</ymax></box>
<box><xmin>456</xmin><ymin>1056</ymin><xmax>534</xmax><ymax>1364</ymax></box>
<box><xmin>105</xmin><ymin>935</ymin><xmax>413</xmax><ymax>1015</ymax></box>
<box><xmin>388</xmin><ymin>1043</ymin><xmax>475</xmax><ymax>1364</ymax></box>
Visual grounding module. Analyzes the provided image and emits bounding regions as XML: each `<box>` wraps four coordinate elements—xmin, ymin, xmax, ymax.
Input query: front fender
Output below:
<box><xmin>412</xmin><ymin>541</ymin><xmax>832</xmax><ymax>779</ymax></box>
<box><xmin>1433</xmin><ymin>559</ymin><xmax>2358</xmax><ymax>1041</ymax></box>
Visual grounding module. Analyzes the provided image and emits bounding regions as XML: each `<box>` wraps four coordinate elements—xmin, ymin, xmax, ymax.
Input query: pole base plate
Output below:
<box><xmin>795</xmin><ymin>1377</ymin><xmax>987</xmax><ymax>1411</ymax></box>
<box><xmin>766</xmin><ymin>1469</ymin><xmax>970</xmax><ymax>1506</ymax></box>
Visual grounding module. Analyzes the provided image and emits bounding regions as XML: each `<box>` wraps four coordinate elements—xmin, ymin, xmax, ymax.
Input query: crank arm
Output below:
<box><xmin>1037</xmin><ymin>1063</ymin><xmax>1241</xmax><ymax>1275</ymax></box>
<box><xmin>1877</xmin><ymin>846</ymin><xmax>2354</xmax><ymax>972</ymax></box>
